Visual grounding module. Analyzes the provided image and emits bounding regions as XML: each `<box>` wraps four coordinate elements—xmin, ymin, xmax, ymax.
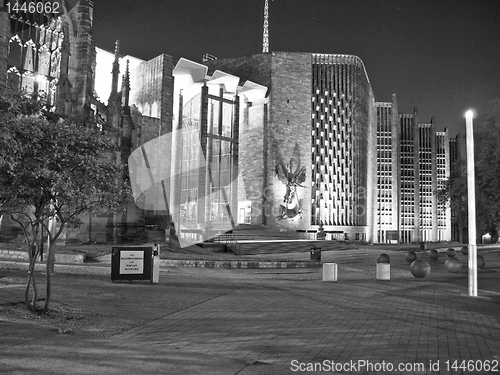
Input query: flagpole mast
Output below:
<box><xmin>465</xmin><ymin>109</ymin><xmax>478</xmax><ymax>297</ymax></box>
<box><xmin>262</xmin><ymin>0</ymin><xmax>269</xmax><ymax>53</ymax></box>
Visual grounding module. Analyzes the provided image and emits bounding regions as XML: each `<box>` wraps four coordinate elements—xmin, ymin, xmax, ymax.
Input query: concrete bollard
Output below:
<box><xmin>376</xmin><ymin>263</ymin><xmax>390</xmax><ymax>280</ymax></box>
<box><xmin>323</xmin><ymin>263</ymin><xmax>338</xmax><ymax>282</ymax></box>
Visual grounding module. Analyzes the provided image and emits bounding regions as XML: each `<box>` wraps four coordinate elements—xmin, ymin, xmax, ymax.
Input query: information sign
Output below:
<box><xmin>119</xmin><ymin>251</ymin><xmax>144</xmax><ymax>274</ymax></box>
<box><xmin>111</xmin><ymin>246</ymin><xmax>153</xmax><ymax>282</ymax></box>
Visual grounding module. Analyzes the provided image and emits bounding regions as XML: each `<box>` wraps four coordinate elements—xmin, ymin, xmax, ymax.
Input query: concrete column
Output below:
<box><xmin>413</xmin><ymin>109</ymin><xmax>420</xmax><ymax>243</ymax></box>
<box><xmin>198</xmin><ymin>84</ymin><xmax>209</xmax><ymax>224</ymax></box>
<box><xmin>231</xmin><ymin>93</ymin><xmax>240</xmax><ymax>226</ymax></box>
<box><xmin>391</xmin><ymin>94</ymin><xmax>400</xmax><ymax>243</ymax></box>
<box><xmin>431</xmin><ymin>119</ymin><xmax>438</xmax><ymax>242</ymax></box>
<box><xmin>261</xmin><ymin>102</ymin><xmax>269</xmax><ymax>225</ymax></box>
<box><xmin>171</xmin><ymin>90</ymin><xmax>183</xmax><ymax>238</ymax></box>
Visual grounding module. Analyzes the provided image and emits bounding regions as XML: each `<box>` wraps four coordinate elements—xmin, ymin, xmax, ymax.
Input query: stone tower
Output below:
<box><xmin>0</xmin><ymin>0</ymin><xmax>10</xmax><ymax>89</ymax></box>
<box><xmin>58</xmin><ymin>0</ymin><xmax>96</xmax><ymax>125</ymax></box>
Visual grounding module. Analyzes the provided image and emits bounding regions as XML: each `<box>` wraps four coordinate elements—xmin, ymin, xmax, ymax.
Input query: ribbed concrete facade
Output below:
<box><xmin>399</xmin><ymin>111</ymin><xmax>420</xmax><ymax>243</ymax></box>
<box><xmin>436</xmin><ymin>129</ymin><xmax>451</xmax><ymax>241</ymax></box>
<box><xmin>310</xmin><ymin>54</ymin><xmax>376</xmax><ymax>241</ymax></box>
<box><xmin>449</xmin><ymin>133</ymin><xmax>463</xmax><ymax>242</ymax></box>
<box><xmin>418</xmin><ymin>121</ymin><xmax>438</xmax><ymax>242</ymax></box>
<box><xmin>375</xmin><ymin>96</ymin><xmax>400</xmax><ymax>243</ymax></box>
<box><xmin>398</xmin><ymin>112</ymin><xmax>452</xmax><ymax>243</ymax></box>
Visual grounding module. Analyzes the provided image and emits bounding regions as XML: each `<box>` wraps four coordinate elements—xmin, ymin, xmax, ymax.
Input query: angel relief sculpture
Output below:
<box><xmin>275</xmin><ymin>158</ymin><xmax>306</xmax><ymax>220</ymax></box>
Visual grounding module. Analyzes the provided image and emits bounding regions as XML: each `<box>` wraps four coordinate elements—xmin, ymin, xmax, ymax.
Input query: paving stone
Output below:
<box><xmin>0</xmin><ymin>248</ymin><xmax>499</xmax><ymax>374</ymax></box>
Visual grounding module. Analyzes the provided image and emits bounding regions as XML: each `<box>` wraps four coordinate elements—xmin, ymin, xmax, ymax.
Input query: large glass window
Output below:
<box><xmin>209</xmin><ymin>139</ymin><xmax>233</xmax><ymax>223</ymax></box>
<box><xmin>180</xmin><ymin>94</ymin><xmax>202</xmax><ymax>225</ymax></box>
<box><xmin>208</xmin><ymin>98</ymin><xmax>219</xmax><ymax>135</ymax></box>
<box><xmin>180</xmin><ymin>92</ymin><xmax>236</xmax><ymax>226</ymax></box>
<box><xmin>222</xmin><ymin>102</ymin><xmax>233</xmax><ymax>138</ymax></box>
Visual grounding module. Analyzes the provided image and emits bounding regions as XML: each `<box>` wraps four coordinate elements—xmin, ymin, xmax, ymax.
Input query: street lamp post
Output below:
<box><xmin>465</xmin><ymin>109</ymin><xmax>477</xmax><ymax>297</ymax></box>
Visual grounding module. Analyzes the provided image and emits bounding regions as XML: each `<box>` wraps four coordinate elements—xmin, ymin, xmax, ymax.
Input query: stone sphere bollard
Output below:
<box><xmin>446</xmin><ymin>248</ymin><xmax>456</xmax><ymax>257</ymax></box>
<box><xmin>461</xmin><ymin>246</ymin><xmax>468</xmax><ymax>255</ymax></box>
<box><xmin>405</xmin><ymin>251</ymin><xmax>417</xmax><ymax>263</ymax></box>
<box><xmin>477</xmin><ymin>255</ymin><xmax>485</xmax><ymax>269</ymax></box>
<box><xmin>410</xmin><ymin>259</ymin><xmax>431</xmax><ymax>278</ymax></box>
<box><xmin>445</xmin><ymin>257</ymin><xmax>462</xmax><ymax>273</ymax></box>
<box><xmin>377</xmin><ymin>253</ymin><xmax>390</xmax><ymax>264</ymax></box>
<box><xmin>429</xmin><ymin>249</ymin><xmax>439</xmax><ymax>260</ymax></box>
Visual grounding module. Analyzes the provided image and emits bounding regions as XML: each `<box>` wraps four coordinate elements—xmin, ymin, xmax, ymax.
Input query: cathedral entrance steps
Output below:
<box><xmin>226</xmin><ymin>239</ymin><xmax>348</xmax><ymax>256</ymax></box>
<box><xmin>209</xmin><ymin>224</ymin><xmax>346</xmax><ymax>255</ymax></box>
<box><xmin>212</xmin><ymin>224</ymin><xmax>301</xmax><ymax>243</ymax></box>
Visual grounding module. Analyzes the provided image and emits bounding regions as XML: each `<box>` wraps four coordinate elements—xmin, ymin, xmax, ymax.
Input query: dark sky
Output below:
<box><xmin>93</xmin><ymin>0</ymin><xmax>500</xmax><ymax>137</ymax></box>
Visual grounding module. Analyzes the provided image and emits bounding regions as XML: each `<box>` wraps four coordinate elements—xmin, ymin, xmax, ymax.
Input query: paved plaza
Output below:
<box><xmin>1</xmin><ymin>247</ymin><xmax>499</xmax><ymax>374</ymax></box>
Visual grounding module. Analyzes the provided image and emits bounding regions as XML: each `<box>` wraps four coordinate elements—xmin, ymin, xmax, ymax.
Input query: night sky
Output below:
<box><xmin>92</xmin><ymin>0</ymin><xmax>500</xmax><ymax>137</ymax></box>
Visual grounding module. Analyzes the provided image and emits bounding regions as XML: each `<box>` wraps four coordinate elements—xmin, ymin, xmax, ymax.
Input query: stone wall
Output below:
<box><xmin>126</xmin><ymin>54</ymin><xmax>175</xmax><ymax>235</ymax></box>
<box><xmin>0</xmin><ymin>248</ymin><xmax>86</xmax><ymax>263</ymax></box>
<box><xmin>67</xmin><ymin>0</ymin><xmax>96</xmax><ymax>125</ymax></box>
<box><xmin>205</xmin><ymin>53</ymin><xmax>272</xmax><ymax>90</ymax></box>
<box><xmin>207</xmin><ymin>52</ymin><xmax>312</xmax><ymax>231</ymax></box>
<box><xmin>266</xmin><ymin>52</ymin><xmax>312</xmax><ymax>231</ymax></box>
<box><xmin>206</xmin><ymin>52</ymin><xmax>311</xmax><ymax>230</ymax></box>
<box><xmin>239</xmin><ymin>96</ymin><xmax>267</xmax><ymax>224</ymax></box>
<box><xmin>129</xmin><ymin>54</ymin><xmax>174</xmax><ymax>138</ymax></box>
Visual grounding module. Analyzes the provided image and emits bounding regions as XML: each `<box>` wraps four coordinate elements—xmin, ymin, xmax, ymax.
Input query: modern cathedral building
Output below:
<box><xmin>197</xmin><ymin>53</ymin><xmax>378</xmax><ymax>243</ymax></box>
<box><xmin>0</xmin><ymin>0</ymin><xmax>455</xmax><ymax>245</ymax></box>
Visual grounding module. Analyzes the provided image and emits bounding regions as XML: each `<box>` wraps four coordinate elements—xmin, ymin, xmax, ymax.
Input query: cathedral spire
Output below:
<box><xmin>121</xmin><ymin>59</ymin><xmax>130</xmax><ymax>107</ymax></box>
<box><xmin>110</xmin><ymin>40</ymin><xmax>120</xmax><ymax>95</ymax></box>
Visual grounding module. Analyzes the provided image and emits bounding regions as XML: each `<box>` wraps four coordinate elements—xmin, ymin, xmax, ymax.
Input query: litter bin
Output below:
<box><xmin>310</xmin><ymin>248</ymin><xmax>322</xmax><ymax>262</ymax></box>
<box><xmin>420</xmin><ymin>242</ymin><xmax>427</xmax><ymax>251</ymax></box>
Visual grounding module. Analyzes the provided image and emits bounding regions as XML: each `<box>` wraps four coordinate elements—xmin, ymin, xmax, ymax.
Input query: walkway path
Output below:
<box><xmin>1</xmin><ymin>247</ymin><xmax>499</xmax><ymax>374</ymax></box>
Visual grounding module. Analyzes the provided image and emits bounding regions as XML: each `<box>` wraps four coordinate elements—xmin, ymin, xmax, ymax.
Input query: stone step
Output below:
<box><xmin>213</xmin><ymin>224</ymin><xmax>300</xmax><ymax>242</ymax></box>
<box><xmin>227</xmin><ymin>240</ymin><xmax>348</xmax><ymax>255</ymax></box>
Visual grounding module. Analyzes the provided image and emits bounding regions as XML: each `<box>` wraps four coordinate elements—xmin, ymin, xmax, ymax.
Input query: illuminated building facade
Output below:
<box><xmin>449</xmin><ymin>133</ymin><xmax>463</xmax><ymax>242</ymax></box>
<box><xmin>0</xmin><ymin>1</ymin><xmax>456</xmax><ymax>244</ymax></box>
<box><xmin>169</xmin><ymin>59</ymin><xmax>267</xmax><ymax>244</ymax></box>
<box><xmin>310</xmin><ymin>54</ymin><xmax>376</xmax><ymax>241</ymax></box>
<box><xmin>0</xmin><ymin>1</ymin><xmax>177</xmax><ymax>243</ymax></box>
<box><xmin>435</xmin><ymin>129</ymin><xmax>451</xmax><ymax>241</ymax></box>
<box><xmin>417</xmin><ymin>121</ymin><xmax>436</xmax><ymax>243</ymax></box>
<box><xmin>375</xmin><ymin>97</ymin><xmax>400</xmax><ymax>243</ymax></box>
<box><xmin>0</xmin><ymin>0</ymin><xmax>96</xmax><ymax>125</ymax></box>
<box><xmin>205</xmin><ymin>52</ymin><xmax>377</xmax><ymax>242</ymax></box>
<box><xmin>399</xmin><ymin>111</ymin><xmax>419</xmax><ymax>243</ymax></box>
<box><xmin>398</xmin><ymin>112</ymin><xmax>452</xmax><ymax>243</ymax></box>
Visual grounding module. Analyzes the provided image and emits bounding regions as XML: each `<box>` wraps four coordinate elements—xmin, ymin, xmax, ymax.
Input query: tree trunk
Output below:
<box><xmin>26</xmin><ymin>221</ymin><xmax>43</xmax><ymax>312</ymax></box>
<box><xmin>25</xmin><ymin>239</ymin><xmax>39</xmax><ymax>312</ymax></box>
<box><xmin>24</xmin><ymin>265</ymin><xmax>36</xmax><ymax>312</ymax></box>
<box><xmin>44</xmin><ymin>252</ymin><xmax>52</xmax><ymax>312</ymax></box>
